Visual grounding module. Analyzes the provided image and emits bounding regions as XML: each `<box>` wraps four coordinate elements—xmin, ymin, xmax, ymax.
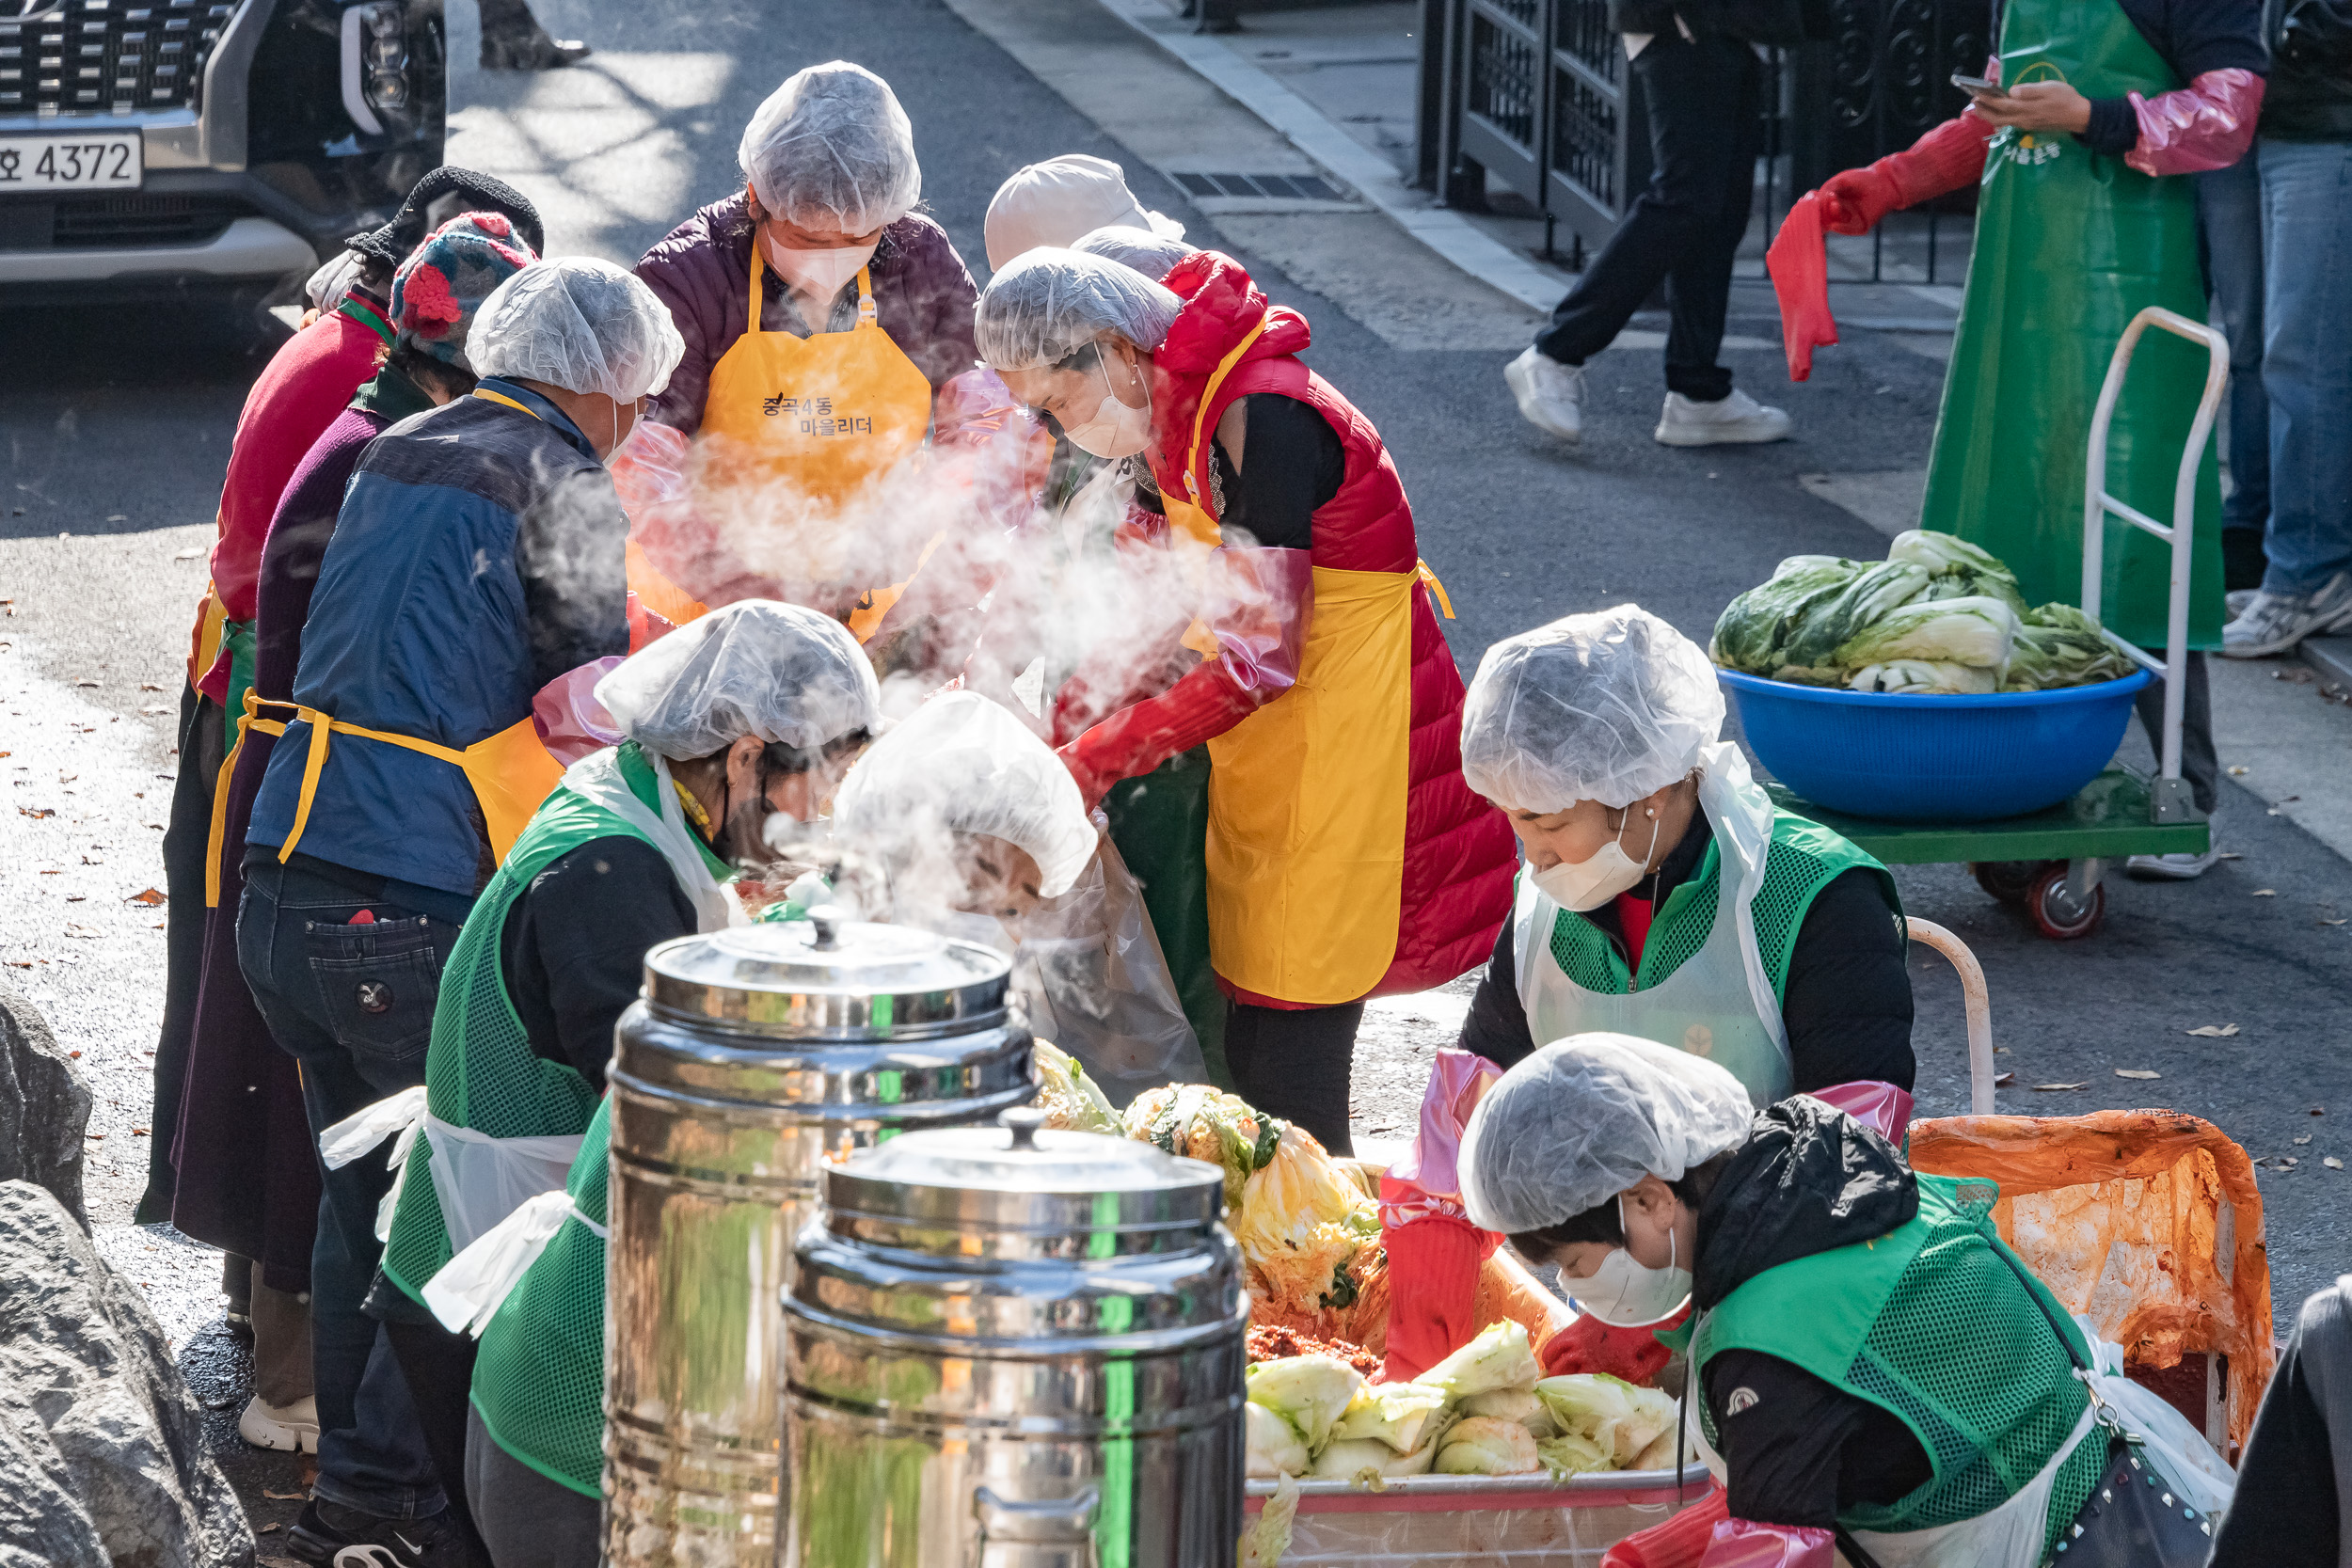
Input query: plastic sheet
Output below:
<box><xmin>1802</xmin><ymin>1079</ymin><xmax>1914</xmax><ymax>1142</ymax></box>
<box><xmin>532</xmin><ymin>657</ymin><xmax>624</xmax><ymax>766</ymax></box>
<box><xmin>1208</xmin><ymin>546</ymin><xmax>1313</xmax><ymax>693</ymax></box>
<box><xmin>1009</xmin><ymin>835</ymin><xmax>1209</xmax><ymax>1104</ymax></box>
<box><xmin>1692</xmin><ymin>1519</ymin><xmax>1833</xmax><ymax>1568</ymax></box>
<box><xmin>1908</xmin><ymin>1109</ymin><xmax>2272</xmax><ymax>1458</ymax></box>
<box><xmin>1244</xmin><ymin>1467</ymin><xmax>1712</xmax><ymax>1568</ymax></box>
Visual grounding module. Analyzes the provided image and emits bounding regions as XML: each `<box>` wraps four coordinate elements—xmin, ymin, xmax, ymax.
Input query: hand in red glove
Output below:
<box><xmin>1816</xmin><ymin>112</ymin><xmax>1995</xmax><ymax>236</ymax></box>
<box><xmin>1766</xmin><ymin>194</ymin><xmax>1836</xmax><ymax>382</ymax></box>
<box><xmin>1540</xmin><ymin>1307</ymin><xmax>1680</xmax><ymax>1385</ymax></box>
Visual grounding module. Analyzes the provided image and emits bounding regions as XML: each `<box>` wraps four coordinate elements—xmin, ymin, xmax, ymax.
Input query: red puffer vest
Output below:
<box><xmin>1149</xmin><ymin>254</ymin><xmax>1517</xmax><ymax>996</ymax></box>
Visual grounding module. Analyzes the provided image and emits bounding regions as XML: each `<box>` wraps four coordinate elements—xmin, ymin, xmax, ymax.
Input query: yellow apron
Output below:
<box><xmin>625</xmin><ymin>537</ymin><xmax>708</xmax><ymax>636</ymax></box>
<box><xmin>1158</xmin><ymin>348</ymin><xmax>1418</xmax><ymax>1006</ymax></box>
<box><xmin>696</xmin><ymin>257</ymin><xmax>935</xmax><ymax>642</ymax></box>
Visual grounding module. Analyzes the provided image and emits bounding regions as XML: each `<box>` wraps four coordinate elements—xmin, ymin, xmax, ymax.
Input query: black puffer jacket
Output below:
<box><xmin>1693</xmin><ymin>1098</ymin><xmax>1933</xmax><ymax>1529</ymax></box>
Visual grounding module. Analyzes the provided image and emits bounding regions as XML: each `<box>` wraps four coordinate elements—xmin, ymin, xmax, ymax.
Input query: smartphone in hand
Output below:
<box><xmin>1951</xmin><ymin>71</ymin><xmax>2007</xmax><ymax>97</ymax></box>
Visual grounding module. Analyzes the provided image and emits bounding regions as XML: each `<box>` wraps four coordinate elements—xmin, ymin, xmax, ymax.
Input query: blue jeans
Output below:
<box><xmin>2259</xmin><ymin>137</ymin><xmax>2352</xmax><ymax>595</ymax></box>
<box><xmin>236</xmin><ymin>855</ymin><xmax>464</xmax><ymax>1520</ymax></box>
<box><xmin>2196</xmin><ymin>151</ymin><xmax>2267</xmax><ymax>534</ymax></box>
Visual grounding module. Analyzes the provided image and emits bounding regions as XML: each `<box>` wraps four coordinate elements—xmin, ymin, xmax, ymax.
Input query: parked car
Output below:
<box><xmin>0</xmin><ymin>0</ymin><xmax>445</xmax><ymax>304</ymax></box>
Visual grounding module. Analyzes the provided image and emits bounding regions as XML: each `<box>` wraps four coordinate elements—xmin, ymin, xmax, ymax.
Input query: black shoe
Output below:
<box><xmin>287</xmin><ymin>1500</ymin><xmax>464</xmax><ymax>1568</ymax></box>
<box><xmin>479</xmin><ymin>29</ymin><xmax>590</xmax><ymax>69</ymax></box>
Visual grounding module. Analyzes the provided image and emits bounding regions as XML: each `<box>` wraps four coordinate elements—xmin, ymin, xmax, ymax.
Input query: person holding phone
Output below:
<box><xmin>1776</xmin><ymin>0</ymin><xmax>2265</xmax><ymax>880</ymax></box>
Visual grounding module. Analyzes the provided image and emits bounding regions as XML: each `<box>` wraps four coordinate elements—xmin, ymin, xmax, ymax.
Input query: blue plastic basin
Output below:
<box><xmin>1718</xmin><ymin>667</ymin><xmax>2154</xmax><ymax>823</ymax></box>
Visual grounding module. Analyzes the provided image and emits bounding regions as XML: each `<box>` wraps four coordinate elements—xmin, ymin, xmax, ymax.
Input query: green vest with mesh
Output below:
<box><xmin>471</xmin><ymin>1093</ymin><xmax>612</xmax><ymax>1497</ymax></box>
<box><xmin>380</xmin><ymin>741</ymin><xmax>708</xmax><ymax>1305</ymax></box>
<box><xmin>1692</xmin><ymin>1174</ymin><xmax>2104</xmax><ymax>1553</ymax></box>
<box><xmin>1546</xmin><ymin>810</ymin><xmax>1899</xmax><ymax>1000</ymax></box>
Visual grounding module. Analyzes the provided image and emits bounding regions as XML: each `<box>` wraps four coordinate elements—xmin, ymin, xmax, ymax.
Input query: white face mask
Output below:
<box><xmin>1529</xmin><ymin>806</ymin><xmax>1662</xmax><ymax>911</ymax></box>
<box><xmin>760</xmin><ymin>231</ymin><xmax>878</xmax><ymax>301</ymax></box>
<box><xmin>1060</xmin><ymin>358</ymin><xmax>1154</xmax><ymax>458</ymax></box>
<box><xmin>1570</xmin><ymin>1196</ymin><xmax>1693</xmax><ymax>1327</ymax></box>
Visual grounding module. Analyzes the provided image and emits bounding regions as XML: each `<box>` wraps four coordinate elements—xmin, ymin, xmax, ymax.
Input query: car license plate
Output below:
<box><xmin>0</xmin><ymin>132</ymin><xmax>142</xmax><ymax>193</ymax></box>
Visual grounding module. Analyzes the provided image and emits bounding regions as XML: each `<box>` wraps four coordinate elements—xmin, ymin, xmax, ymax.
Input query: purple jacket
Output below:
<box><xmin>636</xmin><ymin>191</ymin><xmax>980</xmax><ymax>436</ymax></box>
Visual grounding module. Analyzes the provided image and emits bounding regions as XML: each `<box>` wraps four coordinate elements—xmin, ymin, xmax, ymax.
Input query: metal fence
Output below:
<box><xmin>1418</xmin><ymin>0</ymin><xmax>1994</xmax><ymax>276</ymax></box>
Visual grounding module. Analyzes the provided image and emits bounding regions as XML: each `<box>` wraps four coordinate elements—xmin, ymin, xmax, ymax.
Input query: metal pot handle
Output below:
<box><xmin>970</xmin><ymin>1485</ymin><xmax>1100</xmax><ymax>1568</ymax></box>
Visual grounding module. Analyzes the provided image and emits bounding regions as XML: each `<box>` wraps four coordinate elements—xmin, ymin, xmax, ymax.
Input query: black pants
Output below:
<box><xmin>139</xmin><ymin>684</ymin><xmax>221</xmax><ymax>1222</ymax></box>
<box><xmin>1224</xmin><ymin>1001</ymin><xmax>1362</xmax><ymax>1156</ymax></box>
<box><xmin>384</xmin><ymin>1315</ymin><xmax>493</xmax><ymax>1568</ymax></box>
<box><xmin>1533</xmin><ymin>33</ymin><xmax>1764</xmax><ymax>402</ymax></box>
<box><xmin>2132</xmin><ymin>651</ymin><xmax>2219</xmax><ymax>816</ymax></box>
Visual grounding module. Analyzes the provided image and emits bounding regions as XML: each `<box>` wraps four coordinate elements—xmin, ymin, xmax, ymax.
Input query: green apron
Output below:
<box><xmin>1919</xmin><ymin>0</ymin><xmax>2224</xmax><ymax>649</ymax></box>
<box><xmin>1104</xmin><ymin>746</ymin><xmax>1229</xmax><ymax>1090</ymax></box>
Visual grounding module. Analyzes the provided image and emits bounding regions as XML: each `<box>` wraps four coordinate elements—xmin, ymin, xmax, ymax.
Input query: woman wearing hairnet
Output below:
<box><xmin>1461</xmin><ymin>1035</ymin><xmax>2209</xmax><ymax>1566</ymax></box>
<box><xmin>1454</xmin><ymin>605</ymin><xmax>1915</xmax><ymax>1116</ymax></box>
<box><xmin>984</xmin><ymin>154</ymin><xmax>1184</xmax><ymax>270</ymax></box>
<box><xmin>627</xmin><ymin>62</ymin><xmax>1014</xmax><ymax>649</ymax></box>
<box><xmin>974</xmin><ymin>246</ymin><xmax>1518</xmax><ymax>1153</ymax></box>
<box><xmin>833</xmin><ymin>690</ymin><xmax>1209</xmax><ymax>1101</ymax></box>
<box><xmin>370</xmin><ymin>600</ymin><xmax>880</xmax><ymax>1568</ymax></box>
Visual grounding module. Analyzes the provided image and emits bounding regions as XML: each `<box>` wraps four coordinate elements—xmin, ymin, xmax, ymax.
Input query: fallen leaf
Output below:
<box><xmin>1994</xmin><ymin>1046</ymin><xmax>2011</xmax><ymax>1054</ymax></box>
<box><xmin>131</xmin><ymin>1128</ymin><xmax>148</xmax><ymax>1136</ymax></box>
<box><xmin>126</xmin><ymin>888</ymin><xmax>165</xmax><ymax>906</ymax></box>
<box><xmin>2296</xmin><ymin>1135</ymin><xmax>2313</xmax><ymax>1145</ymax></box>
<box><xmin>73</xmin><ymin>679</ymin><xmax>98</xmax><ymax>688</ymax></box>
<box><xmin>62</xmin><ymin>924</ymin><xmax>101</xmax><ymax>939</ymax></box>
<box><xmin>2115</xmin><ymin>1069</ymin><xmax>2161</xmax><ymax>1080</ymax></box>
<box><xmin>2330</xmin><ymin>1158</ymin><xmax>2345</xmax><ymax>1171</ymax></box>
<box><xmin>2284</xmin><ymin>1157</ymin><xmax>2301</xmax><ymax>1167</ymax></box>
<box><xmin>64</xmin><ymin>895</ymin><xmax>84</xmax><ymax>903</ymax></box>
<box><xmin>2217</xmin><ymin>851</ymin><xmax>2244</xmax><ymax>861</ymax></box>
<box><xmin>138</xmin><ymin>683</ymin><xmax>161</xmax><ymax>691</ymax></box>
<box><xmin>173</xmin><ymin>547</ymin><xmax>203</xmax><ymax>561</ymax></box>
<box><xmin>2226</xmin><ymin>765</ymin><xmax>2249</xmax><ymax>776</ymax></box>
<box><xmin>2315</xmin><ymin>1107</ymin><xmax>2328</xmax><ymax>1117</ymax></box>
<box><xmin>1994</xmin><ymin>1071</ymin><xmax>2015</xmax><ymax>1086</ymax></box>
<box><xmin>2253</xmin><ymin>889</ymin><xmax>2278</xmax><ymax>896</ymax></box>
<box><xmin>262</xmin><ymin>1489</ymin><xmax>307</xmax><ymax>1501</ymax></box>
<box><xmin>85</xmin><ymin>1132</ymin><xmax>103</xmax><ymax>1141</ymax></box>
<box><xmin>138</xmin><ymin>705</ymin><xmax>169</xmax><ymax>716</ymax></box>
<box><xmin>2034</xmin><ymin>1082</ymin><xmax>2089</xmax><ymax>1092</ymax></box>
<box><xmin>2184</xmin><ymin>1023</ymin><xmax>2240</xmax><ymax>1037</ymax></box>
<box><xmin>2323</xmin><ymin>919</ymin><xmax>2348</xmax><ymax>927</ymax></box>
<box><xmin>2</xmin><ymin>960</ymin><xmax>29</xmax><ymax>969</ymax></box>
<box><xmin>18</xmin><ymin>806</ymin><xmax>53</xmax><ymax>818</ymax></box>
<box><xmin>259</xmin><ymin>1523</ymin><xmax>279</xmax><ymax>1533</ymax></box>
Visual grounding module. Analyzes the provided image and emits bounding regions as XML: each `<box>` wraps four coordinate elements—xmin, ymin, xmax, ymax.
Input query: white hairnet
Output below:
<box><xmin>469</xmin><ymin>258</ymin><xmax>685</xmax><ymax>403</ymax></box>
<box><xmin>1459</xmin><ymin>1033</ymin><xmax>1754</xmax><ymax>1235</ymax></box>
<box><xmin>974</xmin><ymin>247</ymin><xmax>1182</xmax><ymax>372</ymax></box>
<box><xmin>739</xmin><ymin>61</ymin><xmax>920</xmax><ymax>234</ymax></box>
<box><xmin>1459</xmin><ymin>605</ymin><xmax>1724</xmax><ymax>814</ymax></box>
<box><xmin>1071</xmin><ymin>223</ymin><xmax>1196</xmax><ymax>281</ymax></box>
<box><xmin>832</xmin><ymin>690</ymin><xmax>1096</xmax><ymax>900</ymax></box>
<box><xmin>984</xmin><ymin>154</ymin><xmax>1184</xmax><ymax>270</ymax></box>
<box><xmin>594</xmin><ymin>600</ymin><xmax>881</xmax><ymax>760</ymax></box>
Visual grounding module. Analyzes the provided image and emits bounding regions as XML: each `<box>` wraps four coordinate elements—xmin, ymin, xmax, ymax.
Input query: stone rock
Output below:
<box><xmin>0</xmin><ymin>1181</ymin><xmax>256</xmax><ymax>1568</ymax></box>
<box><xmin>0</xmin><ymin>982</ymin><xmax>90</xmax><ymax>1226</ymax></box>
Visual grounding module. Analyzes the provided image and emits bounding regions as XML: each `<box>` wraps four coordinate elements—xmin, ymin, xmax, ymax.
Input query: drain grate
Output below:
<box><xmin>1171</xmin><ymin>171</ymin><xmax>1346</xmax><ymax>202</ymax></box>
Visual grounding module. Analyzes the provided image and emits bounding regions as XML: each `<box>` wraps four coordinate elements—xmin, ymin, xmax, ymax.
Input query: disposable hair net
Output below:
<box><xmin>832</xmin><ymin>690</ymin><xmax>1096</xmax><ymax>900</ymax></box>
<box><xmin>984</xmin><ymin>154</ymin><xmax>1184</xmax><ymax>269</ymax></box>
<box><xmin>739</xmin><ymin>61</ymin><xmax>920</xmax><ymax>234</ymax></box>
<box><xmin>1071</xmin><ymin>223</ymin><xmax>1197</xmax><ymax>281</ymax></box>
<box><xmin>1458</xmin><ymin>1033</ymin><xmax>1754</xmax><ymax>1235</ymax></box>
<box><xmin>1459</xmin><ymin>604</ymin><xmax>1724</xmax><ymax>814</ymax></box>
<box><xmin>469</xmin><ymin>257</ymin><xmax>685</xmax><ymax>403</ymax></box>
<box><xmin>594</xmin><ymin>600</ymin><xmax>881</xmax><ymax>760</ymax></box>
<box><xmin>974</xmin><ymin>247</ymin><xmax>1181</xmax><ymax>372</ymax></box>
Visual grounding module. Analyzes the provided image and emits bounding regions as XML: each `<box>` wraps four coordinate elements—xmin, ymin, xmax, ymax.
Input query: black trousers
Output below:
<box><xmin>383</xmin><ymin>1315</ymin><xmax>494</xmax><ymax>1568</ymax></box>
<box><xmin>1224</xmin><ymin>1001</ymin><xmax>1362</xmax><ymax>1156</ymax></box>
<box><xmin>1533</xmin><ymin>33</ymin><xmax>1764</xmax><ymax>402</ymax></box>
<box><xmin>138</xmin><ymin>684</ymin><xmax>220</xmax><ymax>1222</ymax></box>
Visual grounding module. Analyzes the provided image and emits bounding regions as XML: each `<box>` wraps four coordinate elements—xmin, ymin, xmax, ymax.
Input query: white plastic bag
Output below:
<box><xmin>2076</xmin><ymin>1316</ymin><xmax>2237</xmax><ymax>1515</ymax></box>
<box><xmin>319</xmin><ymin>1086</ymin><xmax>428</xmax><ymax>1243</ymax></box>
<box><xmin>423</xmin><ymin>1187</ymin><xmax>607</xmax><ymax>1337</ymax></box>
<box><xmin>422</xmin><ymin>1117</ymin><xmax>587</xmax><ymax>1255</ymax></box>
<box><xmin>1011</xmin><ymin>838</ymin><xmax>1204</xmax><ymax>1107</ymax></box>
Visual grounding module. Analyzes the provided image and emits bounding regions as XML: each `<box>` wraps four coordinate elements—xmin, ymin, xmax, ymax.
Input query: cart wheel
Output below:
<box><xmin>2026</xmin><ymin>865</ymin><xmax>2106</xmax><ymax>941</ymax></box>
<box><xmin>1972</xmin><ymin>861</ymin><xmax>2057</xmax><ymax>906</ymax></box>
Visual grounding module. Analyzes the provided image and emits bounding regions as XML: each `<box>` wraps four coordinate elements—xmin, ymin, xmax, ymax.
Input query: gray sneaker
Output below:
<box><xmin>2221</xmin><ymin>572</ymin><xmax>2352</xmax><ymax>657</ymax></box>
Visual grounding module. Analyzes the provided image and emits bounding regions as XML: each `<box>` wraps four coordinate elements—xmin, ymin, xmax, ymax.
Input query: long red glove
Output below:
<box><xmin>1818</xmin><ymin>111</ymin><xmax>1994</xmax><ymax>235</ymax></box>
<box><xmin>1057</xmin><ymin>656</ymin><xmax>1273</xmax><ymax>810</ymax></box>
<box><xmin>1540</xmin><ymin>1307</ymin><xmax>1679</xmax><ymax>1385</ymax></box>
<box><xmin>2126</xmin><ymin>69</ymin><xmax>2265</xmax><ymax>177</ymax></box>
<box><xmin>1379</xmin><ymin>1216</ymin><xmax>1489</xmax><ymax>1385</ymax></box>
<box><xmin>1766</xmin><ymin>194</ymin><xmax>1836</xmax><ymax>383</ymax></box>
<box><xmin>1603</xmin><ymin>1487</ymin><xmax>1728</xmax><ymax>1568</ymax></box>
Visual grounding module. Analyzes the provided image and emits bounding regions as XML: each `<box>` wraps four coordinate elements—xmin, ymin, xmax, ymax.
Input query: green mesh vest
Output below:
<box><xmin>381</xmin><ymin>742</ymin><xmax>703</xmax><ymax>1305</ymax></box>
<box><xmin>471</xmin><ymin>1094</ymin><xmax>612</xmax><ymax>1497</ymax></box>
<box><xmin>1692</xmin><ymin>1174</ymin><xmax>2105</xmax><ymax>1552</ymax></box>
<box><xmin>1547</xmin><ymin>810</ymin><xmax>1898</xmax><ymax>998</ymax></box>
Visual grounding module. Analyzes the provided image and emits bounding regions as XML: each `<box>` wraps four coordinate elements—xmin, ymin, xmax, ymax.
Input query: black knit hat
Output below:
<box><xmin>347</xmin><ymin>166</ymin><xmax>546</xmax><ymax>266</ymax></box>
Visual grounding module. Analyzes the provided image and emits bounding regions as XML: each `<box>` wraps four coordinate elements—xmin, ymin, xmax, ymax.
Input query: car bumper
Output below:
<box><xmin>0</xmin><ymin>214</ymin><xmax>315</xmax><ymax>286</ymax></box>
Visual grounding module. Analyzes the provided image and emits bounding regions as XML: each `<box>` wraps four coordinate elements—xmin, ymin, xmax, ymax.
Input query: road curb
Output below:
<box><xmin>1087</xmin><ymin>0</ymin><xmax>1572</xmax><ymax>314</ymax></box>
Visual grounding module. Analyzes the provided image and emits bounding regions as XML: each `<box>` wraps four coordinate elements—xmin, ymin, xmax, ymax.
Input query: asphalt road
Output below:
<box><xmin>4</xmin><ymin>0</ymin><xmax>2349</xmax><ymax>1449</ymax></box>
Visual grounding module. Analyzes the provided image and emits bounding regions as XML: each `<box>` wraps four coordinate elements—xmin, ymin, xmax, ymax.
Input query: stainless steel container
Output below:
<box><xmin>783</xmin><ymin>1107</ymin><xmax>1247</xmax><ymax>1568</ymax></box>
<box><xmin>606</xmin><ymin>917</ymin><xmax>1034</xmax><ymax>1568</ymax></box>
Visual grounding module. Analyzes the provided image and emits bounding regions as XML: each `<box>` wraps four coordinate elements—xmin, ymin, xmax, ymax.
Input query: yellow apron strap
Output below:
<box><xmin>844</xmin><ymin>528</ymin><xmax>948</xmax><ymax>644</ymax></box>
<box><xmin>747</xmin><ymin>244</ymin><xmax>765</xmax><ymax>338</ymax></box>
<box><xmin>278</xmin><ymin>707</ymin><xmax>467</xmax><ymax>863</ymax></box>
<box><xmin>1415</xmin><ymin>559</ymin><xmax>1456</xmax><ymax>620</ymax></box>
<box><xmin>1179</xmin><ymin>319</ymin><xmax>1273</xmax><ymax>515</ymax></box>
<box><xmin>472</xmin><ymin>388</ymin><xmax>542</xmax><ymax>420</ymax></box>
<box><xmin>853</xmin><ymin>265</ymin><xmax>877</xmax><ymax>327</ymax></box>
<box><xmin>207</xmin><ymin>692</ymin><xmax>294</xmax><ymax>907</ymax></box>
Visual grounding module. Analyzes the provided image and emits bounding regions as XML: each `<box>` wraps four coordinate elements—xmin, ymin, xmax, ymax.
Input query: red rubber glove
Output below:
<box><xmin>1540</xmin><ymin>1307</ymin><xmax>1680</xmax><ymax>1385</ymax></box>
<box><xmin>1697</xmin><ymin>1521</ymin><xmax>1836</xmax><ymax>1568</ymax></box>
<box><xmin>1603</xmin><ymin>1486</ymin><xmax>1728</xmax><ymax>1568</ymax></box>
<box><xmin>1766</xmin><ymin>194</ymin><xmax>1836</xmax><ymax>383</ymax></box>
<box><xmin>1817</xmin><ymin>111</ymin><xmax>1994</xmax><ymax>235</ymax></box>
<box><xmin>1379</xmin><ymin>1216</ymin><xmax>1488</xmax><ymax>1385</ymax></box>
<box><xmin>1057</xmin><ymin>656</ymin><xmax>1273</xmax><ymax>811</ymax></box>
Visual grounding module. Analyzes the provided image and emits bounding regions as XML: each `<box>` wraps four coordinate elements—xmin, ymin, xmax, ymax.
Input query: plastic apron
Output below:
<box><xmin>1510</xmin><ymin>744</ymin><xmax>1794</xmax><ymax>1105</ymax></box>
<box><xmin>696</xmin><ymin>257</ymin><xmax>935</xmax><ymax>642</ymax></box>
<box><xmin>1158</xmin><ymin>332</ymin><xmax>1415</xmax><ymax>1006</ymax></box>
<box><xmin>1917</xmin><ymin>0</ymin><xmax>2222</xmax><ymax>648</ymax></box>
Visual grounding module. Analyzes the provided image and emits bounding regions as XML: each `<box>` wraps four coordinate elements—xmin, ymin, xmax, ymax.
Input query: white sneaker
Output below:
<box><xmin>238</xmin><ymin>1393</ymin><xmax>319</xmax><ymax>1453</ymax></box>
<box><xmin>2225</xmin><ymin>588</ymin><xmax>2259</xmax><ymax>619</ymax></box>
<box><xmin>1504</xmin><ymin>345</ymin><xmax>1585</xmax><ymax>444</ymax></box>
<box><xmin>2125</xmin><ymin>847</ymin><xmax>2222</xmax><ymax>880</ymax></box>
<box><xmin>1655</xmin><ymin>388</ymin><xmax>1792</xmax><ymax>447</ymax></box>
<box><xmin>2221</xmin><ymin>571</ymin><xmax>2352</xmax><ymax>658</ymax></box>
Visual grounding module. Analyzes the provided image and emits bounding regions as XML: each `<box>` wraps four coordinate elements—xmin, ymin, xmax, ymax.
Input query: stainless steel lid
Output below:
<box><xmin>642</xmin><ymin>913</ymin><xmax>1009</xmax><ymax>1040</ymax></box>
<box><xmin>822</xmin><ymin>1107</ymin><xmax>1226</xmax><ymax>1259</ymax></box>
